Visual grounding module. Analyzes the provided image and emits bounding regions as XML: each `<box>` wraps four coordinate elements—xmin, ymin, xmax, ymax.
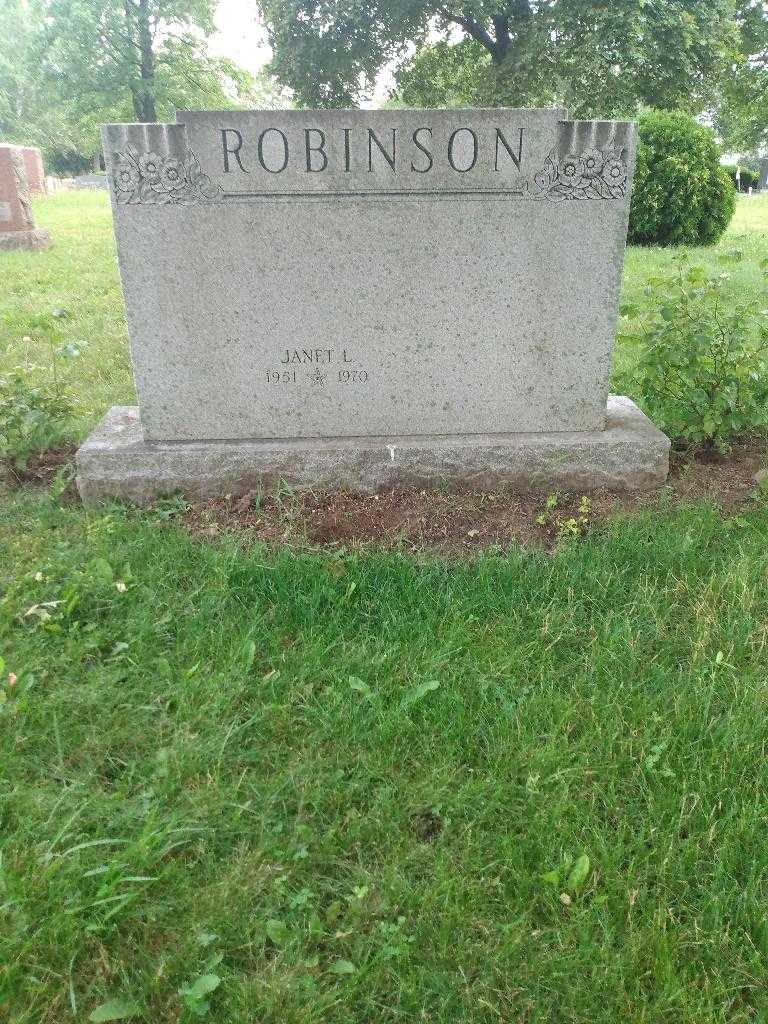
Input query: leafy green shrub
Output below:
<box><xmin>622</xmin><ymin>253</ymin><xmax>768</xmax><ymax>449</ymax></box>
<box><xmin>629</xmin><ymin>111</ymin><xmax>736</xmax><ymax>246</ymax></box>
<box><xmin>0</xmin><ymin>366</ymin><xmax>73</xmax><ymax>470</ymax></box>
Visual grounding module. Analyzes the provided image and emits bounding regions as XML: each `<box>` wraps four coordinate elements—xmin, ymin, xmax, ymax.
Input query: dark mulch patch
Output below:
<box><xmin>411</xmin><ymin>809</ymin><xmax>444</xmax><ymax>843</ymax></box>
<box><xmin>0</xmin><ymin>446</ymin><xmax>76</xmax><ymax>486</ymax></box>
<box><xmin>668</xmin><ymin>439</ymin><xmax>766</xmax><ymax>509</ymax></box>
<box><xmin>181</xmin><ymin>439</ymin><xmax>768</xmax><ymax>553</ymax></box>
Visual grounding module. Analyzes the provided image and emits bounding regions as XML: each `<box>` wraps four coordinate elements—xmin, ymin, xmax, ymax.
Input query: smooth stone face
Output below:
<box><xmin>101</xmin><ymin>109</ymin><xmax>637</xmax><ymax>443</ymax></box>
<box><xmin>76</xmin><ymin>396</ymin><xmax>671</xmax><ymax>504</ymax></box>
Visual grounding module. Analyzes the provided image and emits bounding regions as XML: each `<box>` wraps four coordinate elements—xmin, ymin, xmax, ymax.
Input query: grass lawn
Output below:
<box><xmin>1</xmin><ymin>193</ymin><xmax>768</xmax><ymax>1022</ymax></box>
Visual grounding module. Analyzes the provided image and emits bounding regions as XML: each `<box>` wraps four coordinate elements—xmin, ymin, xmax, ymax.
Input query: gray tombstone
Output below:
<box><xmin>76</xmin><ymin>108</ymin><xmax>670</xmax><ymax>503</ymax></box>
<box><xmin>73</xmin><ymin>174</ymin><xmax>109</xmax><ymax>190</ymax></box>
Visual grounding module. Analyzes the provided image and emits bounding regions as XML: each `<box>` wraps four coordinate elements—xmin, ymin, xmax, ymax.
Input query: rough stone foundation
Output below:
<box><xmin>0</xmin><ymin>228</ymin><xmax>51</xmax><ymax>252</ymax></box>
<box><xmin>76</xmin><ymin>396</ymin><xmax>670</xmax><ymax>505</ymax></box>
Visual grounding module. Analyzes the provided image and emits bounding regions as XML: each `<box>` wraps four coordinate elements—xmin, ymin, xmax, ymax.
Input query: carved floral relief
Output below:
<box><xmin>528</xmin><ymin>136</ymin><xmax>628</xmax><ymax>201</ymax></box>
<box><xmin>110</xmin><ymin>133</ymin><xmax>629</xmax><ymax>204</ymax></box>
<box><xmin>111</xmin><ymin>143</ymin><xmax>222</xmax><ymax>204</ymax></box>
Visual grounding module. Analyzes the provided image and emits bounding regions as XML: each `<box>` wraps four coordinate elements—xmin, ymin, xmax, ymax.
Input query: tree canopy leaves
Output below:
<box><xmin>261</xmin><ymin>0</ymin><xmax>737</xmax><ymax>116</ymax></box>
<box><xmin>714</xmin><ymin>1</ymin><xmax>768</xmax><ymax>152</ymax></box>
<box><xmin>0</xmin><ymin>0</ymin><xmax>279</xmax><ymax>166</ymax></box>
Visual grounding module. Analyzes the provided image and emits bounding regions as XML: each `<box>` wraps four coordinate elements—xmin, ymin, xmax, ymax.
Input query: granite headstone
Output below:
<box><xmin>0</xmin><ymin>144</ymin><xmax>50</xmax><ymax>251</ymax></box>
<box><xmin>76</xmin><ymin>108</ymin><xmax>669</xmax><ymax>502</ymax></box>
<box><xmin>21</xmin><ymin>146</ymin><xmax>46</xmax><ymax>195</ymax></box>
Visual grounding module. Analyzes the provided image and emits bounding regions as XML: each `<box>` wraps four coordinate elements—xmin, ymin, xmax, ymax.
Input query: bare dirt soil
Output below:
<box><xmin>0</xmin><ymin>446</ymin><xmax>76</xmax><ymax>487</ymax></box>
<box><xmin>180</xmin><ymin>440</ymin><xmax>768</xmax><ymax>553</ymax></box>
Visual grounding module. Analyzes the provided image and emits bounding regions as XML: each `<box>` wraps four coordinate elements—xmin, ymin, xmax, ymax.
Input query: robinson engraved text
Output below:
<box><xmin>221</xmin><ymin>126</ymin><xmax>525</xmax><ymax>176</ymax></box>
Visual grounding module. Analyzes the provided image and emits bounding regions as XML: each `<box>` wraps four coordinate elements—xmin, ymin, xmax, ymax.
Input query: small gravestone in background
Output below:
<box><xmin>76</xmin><ymin>108</ymin><xmax>670</xmax><ymax>503</ymax></box>
<box><xmin>0</xmin><ymin>144</ymin><xmax>51</xmax><ymax>251</ymax></box>
<box><xmin>74</xmin><ymin>174</ymin><xmax>109</xmax><ymax>190</ymax></box>
<box><xmin>21</xmin><ymin>146</ymin><xmax>46</xmax><ymax>195</ymax></box>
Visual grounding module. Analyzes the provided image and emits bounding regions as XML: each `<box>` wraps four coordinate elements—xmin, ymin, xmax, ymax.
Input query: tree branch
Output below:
<box><xmin>441</xmin><ymin>7</ymin><xmax>501</xmax><ymax>61</ymax></box>
<box><xmin>441</xmin><ymin>2</ymin><xmax>537</xmax><ymax>63</ymax></box>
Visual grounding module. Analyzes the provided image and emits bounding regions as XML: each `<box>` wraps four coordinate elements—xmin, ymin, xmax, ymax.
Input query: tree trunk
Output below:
<box><xmin>127</xmin><ymin>0</ymin><xmax>157</xmax><ymax>122</ymax></box>
<box><xmin>137</xmin><ymin>0</ymin><xmax>157</xmax><ymax>121</ymax></box>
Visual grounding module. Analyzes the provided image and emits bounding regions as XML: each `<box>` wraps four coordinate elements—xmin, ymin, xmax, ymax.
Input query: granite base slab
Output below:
<box><xmin>0</xmin><ymin>228</ymin><xmax>51</xmax><ymax>251</ymax></box>
<box><xmin>76</xmin><ymin>396</ymin><xmax>670</xmax><ymax>505</ymax></box>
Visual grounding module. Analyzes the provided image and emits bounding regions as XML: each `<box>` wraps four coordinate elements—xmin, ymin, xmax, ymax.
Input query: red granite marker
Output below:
<box><xmin>0</xmin><ymin>144</ymin><xmax>51</xmax><ymax>251</ymax></box>
<box><xmin>21</xmin><ymin>146</ymin><xmax>46</xmax><ymax>195</ymax></box>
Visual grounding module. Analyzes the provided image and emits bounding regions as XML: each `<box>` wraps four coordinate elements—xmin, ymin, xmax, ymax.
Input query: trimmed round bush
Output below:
<box><xmin>628</xmin><ymin>111</ymin><xmax>735</xmax><ymax>246</ymax></box>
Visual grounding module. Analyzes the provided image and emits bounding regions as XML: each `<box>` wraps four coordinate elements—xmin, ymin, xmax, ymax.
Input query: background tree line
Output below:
<box><xmin>0</xmin><ymin>0</ymin><xmax>281</xmax><ymax>172</ymax></box>
<box><xmin>0</xmin><ymin>0</ymin><xmax>765</xmax><ymax>172</ymax></box>
<box><xmin>262</xmin><ymin>0</ymin><xmax>766</xmax><ymax>156</ymax></box>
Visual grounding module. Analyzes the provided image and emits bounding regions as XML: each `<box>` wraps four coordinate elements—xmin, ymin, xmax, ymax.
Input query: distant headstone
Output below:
<box><xmin>76</xmin><ymin>108</ymin><xmax>669</xmax><ymax>503</ymax></box>
<box><xmin>758</xmin><ymin>158</ymin><xmax>768</xmax><ymax>192</ymax></box>
<box><xmin>0</xmin><ymin>144</ymin><xmax>51</xmax><ymax>251</ymax></box>
<box><xmin>20</xmin><ymin>146</ymin><xmax>46</xmax><ymax>194</ymax></box>
<box><xmin>73</xmin><ymin>173</ymin><xmax>109</xmax><ymax>190</ymax></box>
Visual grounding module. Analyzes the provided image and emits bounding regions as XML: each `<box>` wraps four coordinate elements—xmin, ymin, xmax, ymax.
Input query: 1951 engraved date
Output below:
<box><xmin>265</xmin><ymin>370</ymin><xmax>297</xmax><ymax>383</ymax></box>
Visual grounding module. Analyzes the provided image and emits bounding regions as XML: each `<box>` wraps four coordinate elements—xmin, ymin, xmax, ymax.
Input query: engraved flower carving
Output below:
<box><xmin>185</xmin><ymin>153</ymin><xmax>217</xmax><ymax>200</ymax></box>
<box><xmin>110</xmin><ymin>142</ymin><xmax>222</xmax><ymax>205</ymax></box>
<box><xmin>528</xmin><ymin>134</ymin><xmax>629</xmax><ymax>201</ymax></box>
<box><xmin>114</xmin><ymin>155</ymin><xmax>141</xmax><ymax>199</ymax></box>
<box><xmin>558</xmin><ymin>154</ymin><xmax>585</xmax><ymax>189</ymax></box>
<box><xmin>193</xmin><ymin>171</ymin><xmax>215</xmax><ymax>195</ymax></box>
<box><xmin>602</xmin><ymin>157</ymin><xmax>627</xmax><ymax>189</ymax></box>
<box><xmin>581</xmin><ymin>148</ymin><xmax>605</xmax><ymax>179</ymax></box>
<box><xmin>160</xmin><ymin>157</ymin><xmax>185</xmax><ymax>191</ymax></box>
<box><xmin>138</xmin><ymin>152</ymin><xmax>164</xmax><ymax>183</ymax></box>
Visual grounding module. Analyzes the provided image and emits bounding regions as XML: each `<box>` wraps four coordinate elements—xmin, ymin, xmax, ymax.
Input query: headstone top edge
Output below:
<box><xmin>101</xmin><ymin>110</ymin><xmax>638</xmax><ymax>132</ymax></box>
<box><xmin>175</xmin><ymin>106</ymin><xmax>570</xmax><ymax>117</ymax></box>
<box><xmin>102</xmin><ymin>122</ymin><xmax>188</xmax><ymax>131</ymax></box>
